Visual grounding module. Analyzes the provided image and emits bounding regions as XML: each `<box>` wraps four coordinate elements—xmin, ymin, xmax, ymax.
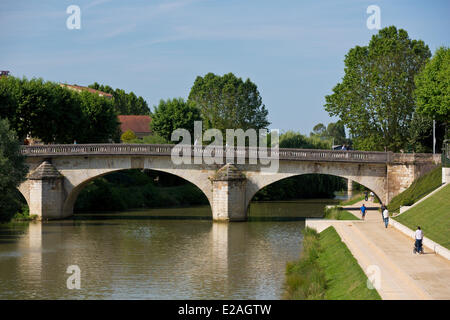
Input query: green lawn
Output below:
<box><xmin>284</xmin><ymin>227</ymin><xmax>381</xmax><ymax>300</ymax></box>
<box><xmin>323</xmin><ymin>207</ymin><xmax>359</xmax><ymax>220</ymax></box>
<box><xmin>394</xmin><ymin>184</ymin><xmax>450</xmax><ymax>249</ymax></box>
<box><xmin>388</xmin><ymin>166</ymin><xmax>442</xmax><ymax>213</ymax></box>
<box><xmin>340</xmin><ymin>193</ymin><xmax>364</xmax><ymax>206</ymax></box>
<box><xmin>318</xmin><ymin>227</ymin><xmax>381</xmax><ymax>300</ymax></box>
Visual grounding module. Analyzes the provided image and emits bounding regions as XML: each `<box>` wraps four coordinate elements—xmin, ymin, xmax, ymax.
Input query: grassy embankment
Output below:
<box><xmin>340</xmin><ymin>193</ymin><xmax>364</xmax><ymax>206</ymax></box>
<box><xmin>388</xmin><ymin>166</ymin><xmax>442</xmax><ymax>213</ymax></box>
<box><xmin>284</xmin><ymin>226</ymin><xmax>381</xmax><ymax>300</ymax></box>
<box><xmin>394</xmin><ymin>183</ymin><xmax>449</xmax><ymax>249</ymax></box>
<box><xmin>323</xmin><ymin>207</ymin><xmax>359</xmax><ymax>220</ymax></box>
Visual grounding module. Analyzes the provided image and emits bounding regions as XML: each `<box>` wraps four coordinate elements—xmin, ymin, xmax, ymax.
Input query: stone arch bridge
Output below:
<box><xmin>19</xmin><ymin>144</ymin><xmax>441</xmax><ymax>221</ymax></box>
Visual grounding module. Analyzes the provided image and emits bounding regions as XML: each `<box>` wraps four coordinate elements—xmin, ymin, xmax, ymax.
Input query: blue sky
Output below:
<box><xmin>1</xmin><ymin>0</ymin><xmax>449</xmax><ymax>134</ymax></box>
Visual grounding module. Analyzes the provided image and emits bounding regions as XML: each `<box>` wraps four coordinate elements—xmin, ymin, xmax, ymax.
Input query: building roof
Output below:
<box><xmin>118</xmin><ymin>115</ymin><xmax>152</xmax><ymax>133</ymax></box>
<box><xmin>60</xmin><ymin>84</ymin><xmax>113</xmax><ymax>98</ymax></box>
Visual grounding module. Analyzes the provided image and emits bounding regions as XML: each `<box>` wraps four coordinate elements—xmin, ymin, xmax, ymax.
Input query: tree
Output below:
<box><xmin>324</xmin><ymin>26</ymin><xmax>431</xmax><ymax>151</ymax></box>
<box><xmin>121</xmin><ymin>129</ymin><xmax>137</xmax><ymax>143</ymax></box>
<box><xmin>311</xmin><ymin>123</ymin><xmax>326</xmax><ymax>136</ymax></box>
<box><xmin>0</xmin><ymin>77</ymin><xmax>120</xmax><ymax>144</ymax></box>
<box><xmin>0</xmin><ymin>77</ymin><xmax>84</xmax><ymax>143</ymax></box>
<box><xmin>326</xmin><ymin>121</ymin><xmax>347</xmax><ymax>145</ymax></box>
<box><xmin>188</xmin><ymin>72</ymin><xmax>270</xmax><ymax>131</ymax></box>
<box><xmin>89</xmin><ymin>82</ymin><xmax>150</xmax><ymax>115</ymax></box>
<box><xmin>151</xmin><ymin>98</ymin><xmax>202</xmax><ymax>142</ymax></box>
<box><xmin>77</xmin><ymin>91</ymin><xmax>119</xmax><ymax>143</ymax></box>
<box><xmin>414</xmin><ymin>46</ymin><xmax>450</xmax><ymax>136</ymax></box>
<box><xmin>0</xmin><ymin>118</ymin><xmax>28</xmax><ymax>221</ymax></box>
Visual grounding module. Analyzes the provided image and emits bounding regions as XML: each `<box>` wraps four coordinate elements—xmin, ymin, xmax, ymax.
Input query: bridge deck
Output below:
<box><xmin>21</xmin><ymin>144</ymin><xmax>390</xmax><ymax>164</ymax></box>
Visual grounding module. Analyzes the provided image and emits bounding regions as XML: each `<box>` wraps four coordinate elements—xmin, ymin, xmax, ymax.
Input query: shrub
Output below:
<box><xmin>121</xmin><ymin>129</ymin><xmax>137</xmax><ymax>142</ymax></box>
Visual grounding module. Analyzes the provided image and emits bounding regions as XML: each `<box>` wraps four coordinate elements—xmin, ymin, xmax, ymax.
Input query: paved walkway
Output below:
<box><xmin>313</xmin><ymin>199</ymin><xmax>450</xmax><ymax>300</ymax></box>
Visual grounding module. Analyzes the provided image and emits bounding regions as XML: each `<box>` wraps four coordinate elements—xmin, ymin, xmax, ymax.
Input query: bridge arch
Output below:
<box><xmin>243</xmin><ymin>162</ymin><xmax>386</xmax><ymax>212</ymax></box>
<box><xmin>62</xmin><ymin>165</ymin><xmax>213</xmax><ymax>218</ymax></box>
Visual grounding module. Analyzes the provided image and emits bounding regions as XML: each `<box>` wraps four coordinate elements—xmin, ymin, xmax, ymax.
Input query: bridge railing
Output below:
<box><xmin>20</xmin><ymin>144</ymin><xmax>390</xmax><ymax>163</ymax></box>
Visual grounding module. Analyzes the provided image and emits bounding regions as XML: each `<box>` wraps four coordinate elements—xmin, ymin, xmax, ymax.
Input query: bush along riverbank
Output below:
<box><xmin>284</xmin><ymin>227</ymin><xmax>381</xmax><ymax>300</ymax></box>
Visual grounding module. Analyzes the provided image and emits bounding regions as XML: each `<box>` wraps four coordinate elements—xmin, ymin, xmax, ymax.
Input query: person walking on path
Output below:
<box><xmin>382</xmin><ymin>207</ymin><xmax>389</xmax><ymax>228</ymax></box>
<box><xmin>364</xmin><ymin>190</ymin><xmax>369</xmax><ymax>201</ymax></box>
<box><xmin>360</xmin><ymin>204</ymin><xmax>367</xmax><ymax>220</ymax></box>
<box><xmin>414</xmin><ymin>226</ymin><xmax>424</xmax><ymax>254</ymax></box>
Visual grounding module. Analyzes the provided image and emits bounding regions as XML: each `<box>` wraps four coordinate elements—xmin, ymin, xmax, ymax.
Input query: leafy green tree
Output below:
<box><xmin>326</xmin><ymin>121</ymin><xmax>347</xmax><ymax>145</ymax></box>
<box><xmin>311</xmin><ymin>123</ymin><xmax>326</xmax><ymax>136</ymax></box>
<box><xmin>0</xmin><ymin>118</ymin><xmax>28</xmax><ymax>221</ymax></box>
<box><xmin>121</xmin><ymin>129</ymin><xmax>137</xmax><ymax>143</ymax></box>
<box><xmin>0</xmin><ymin>77</ymin><xmax>84</xmax><ymax>143</ymax></box>
<box><xmin>89</xmin><ymin>82</ymin><xmax>150</xmax><ymax>115</ymax></box>
<box><xmin>325</xmin><ymin>26</ymin><xmax>431</xmax><ymax>151</ymax></box>
<box><xmin>188</xmin><ymin>72</ymin><xmax>270</xmax><ymax>131</ymax></box>
<box><xmin>280</xmin><ymin>131</ymin><xmax>331</xmax><ymax>149</ymax></box>
<box><xmin>0</xmin><ymin>77</ymin><xmax>119</xmax><ymax>144</ymax></box>
<box><xmin>77</xmin><ymin>91</ymin><xmax>119</xmax><ymax>143</ymax></box>
<box><xmin>414</xmin><ymin>46</ymin><xmax>450</xmax><ymax>138</ymax></box>
<box><xmin>151</xmin><ymin>98</ymin><xmax>202</xmax><ymax>142</ymax></box>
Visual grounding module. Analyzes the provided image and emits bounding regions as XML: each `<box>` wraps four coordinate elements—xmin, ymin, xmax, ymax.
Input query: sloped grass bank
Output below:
<box><xmin>394</xmin><ymin>184</ymin><xmax>450</xmax><ymax>249</ymax></box>
<box><xmin>388</xmin><ymin>166</ymin><xmax>442</xmax><ymax>213</ymax></box>
<box><xmin>284</xmin><ymin>227</ymin><xmax>381</xmax><ymax>300</ymax></box>
<box><xmin>323</xmin><ymin>207</ymin><xmax>359</xmax><ymax>220</ymax></box>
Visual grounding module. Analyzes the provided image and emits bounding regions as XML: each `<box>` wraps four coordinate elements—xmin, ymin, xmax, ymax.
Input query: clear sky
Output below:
<box><xmin>1</xmin><ymin>0</ymin><xmax>449</xmax><ymax>134</ymax></box>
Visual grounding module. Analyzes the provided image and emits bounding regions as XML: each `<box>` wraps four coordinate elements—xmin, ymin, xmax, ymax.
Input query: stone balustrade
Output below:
<box><xmin>20</xmin><ymin>144</ymin><xmax>390</xmax><ymax>163</ymax></box>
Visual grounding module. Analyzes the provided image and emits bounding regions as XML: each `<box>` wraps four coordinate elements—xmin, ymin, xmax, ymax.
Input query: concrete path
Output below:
<box><xmin>311</xmin><ymin>199</ymin><xmax>450</xmax><ymax>300</ymax></box>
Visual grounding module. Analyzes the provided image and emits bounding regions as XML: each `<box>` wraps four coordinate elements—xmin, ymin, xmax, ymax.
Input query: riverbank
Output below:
<box><xmin>306</xmin><ymin>198</ymin><xmax>450</xmax><ymax>299</ymax></box>
<box><xmin>284</xmin><ymin>226</ymin><xmax>381</xmax><ymax>300</ymax></box>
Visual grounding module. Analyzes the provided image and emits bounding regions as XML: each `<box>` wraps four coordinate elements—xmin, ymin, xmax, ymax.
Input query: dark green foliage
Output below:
<box><xmin>253</xmin><ymin>174</ymin><xmax>345</xmax><ymax>201</ymax></box>
<box><xmin>414</xmin><ymin>47</ymin><xmax>450</xmax><ymax>124</ymax></box>
<box><xmin>0</xmin><ymin>76</ymin><xmax>119</xmax><ymax>143</ymax></box>
<box><xmin>388</xmin><ymin>166</ymin><xmax>442</xmax><ymax>213</ymax></box>
<box><xmin>310</xmin><ymin>121</ymin><xmax>348</xmax><ymax>146</ymax></box>
<box><xmin>88</xmin><ymin>82</ymin><xmax>150</xmax><ymax>115</ymax></box>
<box><xmin>151</xmin><ymin>98</ymin><xmax>202</xmax><ymax>142</ymax></box>
<box><xmin>0</xmin><ymin>118</ymin><xmax>28</xmax><ymax>221</ymax></box>
<box><xmin>188</xmin><ymin>72</ymin><xmax>270</xmax><ymax>132</ymax></box>
<box><xmin>279</xmin><ymin>130</ymin><xmax>331</xmax><ymax>149</ymax></box>
<box><xmin>74</xmin><ymin>170</ymin><xmax>208</xmax><ymax>212</ymax></box>
<box><xmin>325</xmin><ymin>26</ymin><xmax>431</xmax><ymax>152</ymax></box>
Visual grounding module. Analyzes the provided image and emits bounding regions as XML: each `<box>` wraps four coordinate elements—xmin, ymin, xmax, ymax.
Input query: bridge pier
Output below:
<box><xmin>210</xmin><ymin>164</ymin><xmax>247</xmax><ymax>222</ymax></box>
<box><xmin>27</xmin><ymin>160</ymin><xmax>66</xmax><ymax>220</ymax></box>
<box><xmin>347</xmin><ymin>178</ymin><xmax>353</xmax><ymax>197</ymax></box>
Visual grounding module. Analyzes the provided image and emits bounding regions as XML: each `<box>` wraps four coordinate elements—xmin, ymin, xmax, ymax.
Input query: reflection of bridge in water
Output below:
<box><xmin>19</xmin><ymin>144</ymin><xmax>440</xmax><ymax>221</ymax></box>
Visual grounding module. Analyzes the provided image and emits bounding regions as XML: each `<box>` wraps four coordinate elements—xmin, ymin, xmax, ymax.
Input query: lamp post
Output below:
<box><xmin>433</xmin><ymin>119</ymin><xmax>436</xmax><ymax>154</ymax></box>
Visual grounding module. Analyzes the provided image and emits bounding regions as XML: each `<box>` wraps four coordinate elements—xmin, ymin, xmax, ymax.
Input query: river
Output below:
<box><xmin>0</xmin><ymin>198</ymin><xmax>343</xmax><ymax>299</ymax></box>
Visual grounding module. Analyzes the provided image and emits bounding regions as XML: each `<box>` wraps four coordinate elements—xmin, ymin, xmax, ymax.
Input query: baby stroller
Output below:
<box><xmin>413</xmin><ymin>240</ymin><xmax>424</xmax><ymax>254</ymax></box>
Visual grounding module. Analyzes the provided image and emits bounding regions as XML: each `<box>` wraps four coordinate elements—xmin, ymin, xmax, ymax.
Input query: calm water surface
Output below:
<box><xmin>0</xmin><ymin>199</ymin><xmax>341</xmax><ymax>299</ymax></box>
